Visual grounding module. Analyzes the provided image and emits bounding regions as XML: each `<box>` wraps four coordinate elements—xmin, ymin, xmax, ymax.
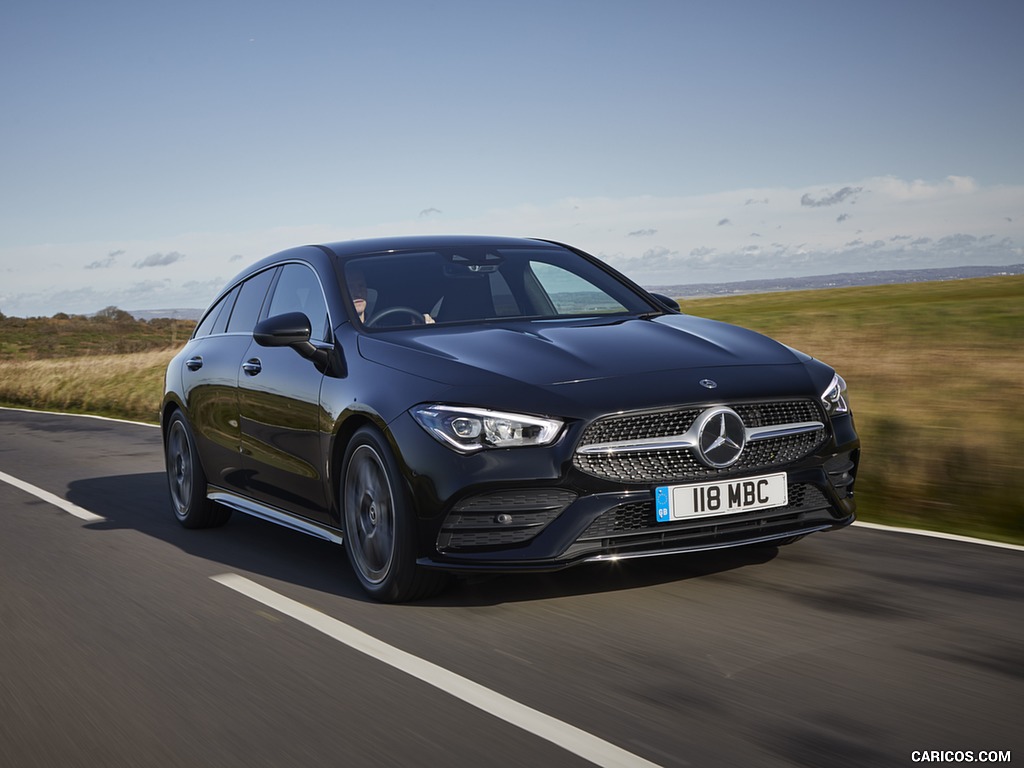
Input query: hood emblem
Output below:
<box><xmin>695</xmin><ymin>407</ymin><xmax>746</xmax><ymax>468</ymax></box>
<box><xmin>699</xmin><ymin>379</ymin><xmax>718</xmax><ymax>389</ymax></box>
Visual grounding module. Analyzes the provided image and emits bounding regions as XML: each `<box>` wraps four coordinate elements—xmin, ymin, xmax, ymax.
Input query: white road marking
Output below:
<box><xmin>211</xmin><ymin>573</ymin><xmax>663</xmax><ymax>768</ymax></box>
<box><xmin>0</xmin><ymin>469</ymin><xmax>105</xmax><ymax>522</ymax></box>
<box><xmin>0</xmin><ymin>404</ymin><xmax>157</xmax><ymax>428</ymax></box>
<box><xmin>853</xmin><ymin>521</ymin><xmax>1024</xmax><ymax>552</ymax></box>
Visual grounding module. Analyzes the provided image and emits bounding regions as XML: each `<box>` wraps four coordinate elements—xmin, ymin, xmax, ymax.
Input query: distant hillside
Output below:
<box><xmin>649</xmin><ymin>263</ymin><xmax>1024</xmax><ymax>298</ymax></box>
<box><xmin>0</xmin><ymin>312</ymin><xmax>195</xmax><ymax>359</ymax></box>
<box><xmin>129</xmin><ymin>308</ymin><xmax>205</xmax><ymax>321</ymax></box>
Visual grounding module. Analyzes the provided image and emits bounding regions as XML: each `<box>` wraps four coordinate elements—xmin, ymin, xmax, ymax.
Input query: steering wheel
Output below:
<box><xmin>366</xmin><ymin>306</ymin><xmax>425</xmax><ymax>328</ymax></box>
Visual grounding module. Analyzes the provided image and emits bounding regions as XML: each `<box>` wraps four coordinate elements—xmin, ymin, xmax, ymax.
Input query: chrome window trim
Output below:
<box><xmin>267</xmin><ymin>260</ymin><xmax>335</xmax><ymax>344</ymax></box>
<box><xmin>191</xmin><ymin>257</ymin><xmax>337</xmax><ymax>346</ymax></box>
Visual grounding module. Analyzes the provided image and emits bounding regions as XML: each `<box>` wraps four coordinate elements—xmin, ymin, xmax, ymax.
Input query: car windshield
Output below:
<box><xmin>343</xmin><ymin>245</ymin><xmax>654</xmax><ymax>329</ymax></box>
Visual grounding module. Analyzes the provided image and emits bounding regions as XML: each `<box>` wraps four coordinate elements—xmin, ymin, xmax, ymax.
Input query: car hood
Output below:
<box><xmin>357</xmin><ymin>314</ymin><xmax>807</xmax><ymax>387</ymax></box>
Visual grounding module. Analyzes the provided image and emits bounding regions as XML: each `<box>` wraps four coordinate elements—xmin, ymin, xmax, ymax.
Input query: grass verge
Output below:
<box><xmin>0</xmin><ymin>349</ymin><xmax>172</xmax><ymax>424</ymax></box>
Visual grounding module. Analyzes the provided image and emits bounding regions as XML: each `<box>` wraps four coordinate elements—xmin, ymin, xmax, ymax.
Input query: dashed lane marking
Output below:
<box><xmin>0</xmin><ymin>469</ymin><xmax>105</xmax><ymax>522</ymax></box>
<box><xmin>212</xmin><ymin>573</ymin><xmax>664</xmax><ymax>768</ymax></box>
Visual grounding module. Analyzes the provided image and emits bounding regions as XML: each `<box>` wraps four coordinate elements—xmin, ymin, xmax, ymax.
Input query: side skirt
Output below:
<box><xmin>208</xmin><ymin>488</ymin><xmax>344</xmax><ymax>545</ymax></box>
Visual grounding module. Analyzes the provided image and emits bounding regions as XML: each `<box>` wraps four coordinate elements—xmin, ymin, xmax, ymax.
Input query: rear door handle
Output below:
<box><xmin>242</xmin><ymin>358</ymin><xmax>262</xmax><ymax>376</ymax></box>
<box><xmin>185</xmin><ymin>356</ymin><xmax>203</xmax><ymax>371</ymax></box>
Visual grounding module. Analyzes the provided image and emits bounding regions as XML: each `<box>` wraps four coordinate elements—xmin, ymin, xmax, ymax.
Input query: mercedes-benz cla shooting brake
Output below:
<box><xmin>162</xmin><ymin>236</ymin><xmax>859</xmax><ymax>601</ymax></box>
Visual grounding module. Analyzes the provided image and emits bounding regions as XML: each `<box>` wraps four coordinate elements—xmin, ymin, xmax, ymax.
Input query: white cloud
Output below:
<box><xmin>872</xmin><ymin>174</ymin><xmax>979</xmax><ymax>201</ymax></box>
<box><xmin>1</xmin><ymin>175</ymin><xmax>1021</xmax><ymax>316</ymax></box>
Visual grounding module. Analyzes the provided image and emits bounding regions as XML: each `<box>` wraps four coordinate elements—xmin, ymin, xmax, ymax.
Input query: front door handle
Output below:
<box><xmin>242</xmin><ymin>358</ymin><xmax>262</xmax><ymax>376</ymax></box>
<box><xmin>185</xmin><ymin>356</ymin><xmax>203</xmax><ymax>371</ymax></box>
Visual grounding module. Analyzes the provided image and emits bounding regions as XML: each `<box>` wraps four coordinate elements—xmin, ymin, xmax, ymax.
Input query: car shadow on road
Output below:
<box><xmin>68</xmin><ymin>471</ymin><xmax>781</xmax><ymax>607</ymax></box>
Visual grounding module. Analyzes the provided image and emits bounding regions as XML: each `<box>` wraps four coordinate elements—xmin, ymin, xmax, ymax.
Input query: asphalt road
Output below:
<box><xmin>1</xmin><ymin>408</ymin><xmax>1021</xmax><ymax>768</ymax></box>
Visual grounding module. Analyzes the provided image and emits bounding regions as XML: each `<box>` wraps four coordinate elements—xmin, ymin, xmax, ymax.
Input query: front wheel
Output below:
<box><xmin>165</xmin><ymin>410</ymin><xmax>231</xmax><ymax>529</ymax></box>
<box><xmin>341</xmin><ymin>427</ymin><xmax>446</xmax><ymax>602</ymax></box>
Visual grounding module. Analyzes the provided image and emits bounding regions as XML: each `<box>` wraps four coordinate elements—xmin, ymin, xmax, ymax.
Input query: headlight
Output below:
<box><xmin>821</xmin><ymin>373</ymin><xmax>849</xmax><ymax>417</ymax></box>
<box><xmin>412</xmin><ymin>405</ymin><xmax>563</xmax><ymax>452</ymax></box>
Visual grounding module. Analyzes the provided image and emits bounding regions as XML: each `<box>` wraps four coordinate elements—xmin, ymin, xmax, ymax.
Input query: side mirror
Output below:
<box><xmin>649</xmin><ymin>293</ymin><xmax>681</xmax><ymax>312</ymax></box>
<box><xmin>253</xmin><ymin>312</ymin><xmax>312</xmax><ymax>348</ymax></box>
<box><xmin>253</xmin><ymin>312</ymin><xmax>345</xmax><ymax>376</ymax></box>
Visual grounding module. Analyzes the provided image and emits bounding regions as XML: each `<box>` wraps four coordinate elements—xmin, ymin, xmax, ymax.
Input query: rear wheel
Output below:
<box><xmin>165</xmin><ymin>410</ymin><xmax>231</xmax><ymax>528</ymax></box>
<box><xmin>342</xmin><ymin>426</ymin><xmax>446</xmax><ymax>602</ymax></box>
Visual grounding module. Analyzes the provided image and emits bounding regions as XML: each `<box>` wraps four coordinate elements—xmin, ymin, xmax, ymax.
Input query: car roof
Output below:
<box><xmin>319</xmin><ymin>235</ymin><xmax>566</xmax><ymax>259</ymax></box>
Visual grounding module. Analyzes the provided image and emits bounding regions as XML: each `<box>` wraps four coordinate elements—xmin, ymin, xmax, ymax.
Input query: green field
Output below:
<box><xmin>2</xmin><ymin>276</ymin><xmax>1022</xmax><ymax>543</ymax></box>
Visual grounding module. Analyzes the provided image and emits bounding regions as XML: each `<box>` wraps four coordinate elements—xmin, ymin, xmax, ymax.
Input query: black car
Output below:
<box><xmin>162</xmin><ymin>235</ymin><xmax>859</xmax><ymax>601</ymax></box>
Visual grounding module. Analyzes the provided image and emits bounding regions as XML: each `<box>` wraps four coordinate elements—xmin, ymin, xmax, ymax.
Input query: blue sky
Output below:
<box><xmin>2</xmin><ymin>0</ymin><xmax>1022</xmax><ymax>316</ymax></box>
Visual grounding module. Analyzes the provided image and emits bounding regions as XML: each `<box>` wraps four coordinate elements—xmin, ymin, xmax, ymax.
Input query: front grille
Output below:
<box><xmin>565</xmin><ymin>483</ymin><xmax>834</xmax><ymax>557</ymax></box>
<box><xmin>437</xmin><ymin>489</ymin><xmax>576</xmax><ymax>551</ymax></box>
<box><xmin>574</xmin><ymin>399</ymin><xmax>828</xmax><ymax>484</ymax></box>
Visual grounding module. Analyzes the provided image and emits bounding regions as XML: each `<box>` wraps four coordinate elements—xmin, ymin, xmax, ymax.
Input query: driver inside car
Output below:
<box><xmin>348</xmin><ymin>271</ymin><xmax>435</xmax><ymax>326</ymax></box>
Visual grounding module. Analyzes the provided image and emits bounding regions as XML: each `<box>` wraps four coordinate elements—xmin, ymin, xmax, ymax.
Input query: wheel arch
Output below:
<box><xmin>326</xmin><ymin>410</ymin><xmax>394</xmax><ymax>524</ymax></box>
<box><xmin>160</xmin><ymin>396</ymin><xmax>185</xmax><ymax>443</ymax></box>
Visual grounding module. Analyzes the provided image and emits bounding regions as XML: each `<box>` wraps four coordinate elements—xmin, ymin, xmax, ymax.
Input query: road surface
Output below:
<box><xmin>1</xmin><ymin>408</ymin><xmax>1021</xmax><ymax>767</ymax></box>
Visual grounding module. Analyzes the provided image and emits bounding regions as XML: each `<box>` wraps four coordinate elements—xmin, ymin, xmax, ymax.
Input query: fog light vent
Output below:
<box><xmin>437</xmin><ymin>489</ymin><xmax>576</xmax><ymax>550</ymax></box>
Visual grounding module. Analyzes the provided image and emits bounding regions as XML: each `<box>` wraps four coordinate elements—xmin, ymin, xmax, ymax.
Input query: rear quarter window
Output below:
<box><xmin>226</xmin><ymin>269</ymin><xmax>276</xmax><ymax>333</ymax></box>
<box><xmin>193</xmin><ymin>287</ymin><xmax>238</xmax><ymax>338</ymax></box>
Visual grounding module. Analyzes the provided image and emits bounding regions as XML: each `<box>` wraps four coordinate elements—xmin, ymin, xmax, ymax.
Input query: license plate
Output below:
<box><xmin>656</xmin><ymin>472</ymin><xmax>788</xmax><ymax>522</ymax></box>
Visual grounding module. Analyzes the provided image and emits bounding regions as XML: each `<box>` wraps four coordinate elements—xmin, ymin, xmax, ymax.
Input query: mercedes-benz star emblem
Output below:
<box><xmin>699</xmin><ymin>379</ymin><xmax>718</xmax><ymax>389</ymax></box>
<box><xmin>695</xmin><ymin>407</ymin><xmax>746</xmax><ymax>468</ymax></box>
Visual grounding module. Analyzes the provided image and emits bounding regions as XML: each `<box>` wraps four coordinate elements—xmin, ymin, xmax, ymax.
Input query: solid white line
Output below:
<box><xmin>0</xmin><ymin>469</ymin><xmax>105</xmax><ymax>522</ymax></box>
<box><xmin>0</xmin><ymin>404</ymin><xmax>157</xmax><ymax>428</ymax></box>
<box><xmin>211</xmin><ymin>573</ymin><xmax>662</xmax><ymax>768</ymax></box>
<box><xmin>853</xmin><ymin>521</ymin><xmax>1024</xmax><ymax>552</ymax></box>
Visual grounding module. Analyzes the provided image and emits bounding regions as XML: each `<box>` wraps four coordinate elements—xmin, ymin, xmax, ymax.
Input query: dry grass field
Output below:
<box><xmin>2</xmin><ymin>275</ymin><xmax>1022</xmax><ymax>543</ymax></box>
<box><xmin>681</xmin><ymin>275</ymin><xmax>1024</xmax><ymax>543</ymax></box>
<box><xmin>0</xmin><ymin>349</ymin><xmax>173</xmax><ymax>423</ymax></box>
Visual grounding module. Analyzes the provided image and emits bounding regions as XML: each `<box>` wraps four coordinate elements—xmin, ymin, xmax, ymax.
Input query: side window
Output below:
<box><xmin>528</xmin><ymin>262</ymin><xmax>628</xmax><ymax>315</ymax></box>
<box><xmin>226</xmin><ymin>268</ymin><xmax>276</xmax><ymax>334</ymax></box>
<box><xmin>194</xmin><ymin>290</ymin><xmax>233</xmax><ymax>338</ymax></box>
<box><xmin>266</xmin><ymin>263</ymin><xmax>331</xmax><ymax>342</ymax></box>
<box><xmin>210</xmin><ymin>287</ymin><xmax>238</xmax><ymax>335</ymax></box>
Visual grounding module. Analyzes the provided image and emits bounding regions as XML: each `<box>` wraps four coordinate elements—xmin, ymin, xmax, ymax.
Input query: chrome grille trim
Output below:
<box><xmin>576</xmin><ymin>420</ymin><xmax>824</xmax><ymax>455</ymax></box>
<box><xmin>573</xmin><ymin>399</ymin><xmax>829</xmax><ymax>484</ymax></box>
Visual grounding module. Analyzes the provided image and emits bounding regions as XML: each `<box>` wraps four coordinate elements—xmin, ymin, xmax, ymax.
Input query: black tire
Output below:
<box><xmin>341</xmin><ymin>426</ymin><xmax>446</xmax><ymax>602</ymax></box>
<box><xmin>165</xmin><ymin>410</ymin><xmax>231</xmax><ymax>529</ymax></box>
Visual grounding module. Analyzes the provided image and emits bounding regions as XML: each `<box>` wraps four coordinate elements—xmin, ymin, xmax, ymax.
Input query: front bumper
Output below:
<box><xmin>416</xmin><ymin>466</ymin><xmax>856</xmax><ymax>572</ymax></box>
<box><xmin>394</xmin><ymin>407</ymin><xmax>860</xmax><ymax>573</ymax></box>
